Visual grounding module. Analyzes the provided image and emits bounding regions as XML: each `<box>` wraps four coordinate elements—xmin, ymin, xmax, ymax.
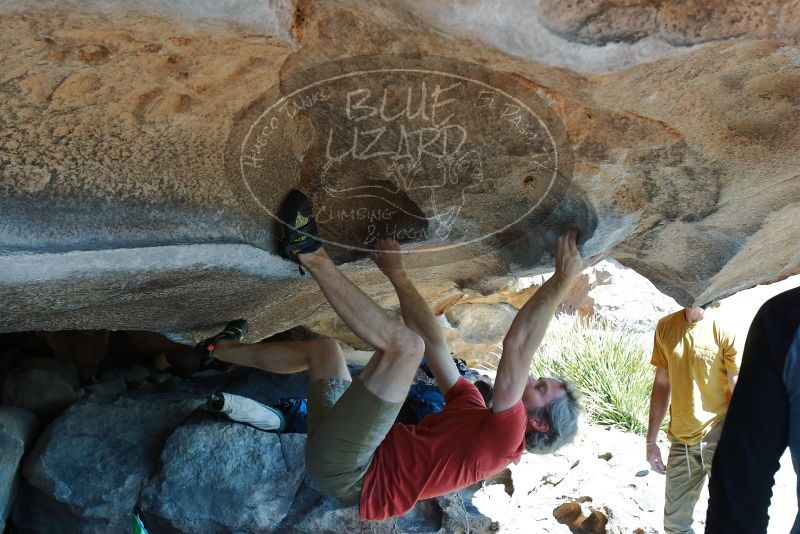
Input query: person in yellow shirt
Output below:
<box><xmin>645</xmin><ymin>305</ymin><xmax>739</xmax><ymax>534</ymax></box>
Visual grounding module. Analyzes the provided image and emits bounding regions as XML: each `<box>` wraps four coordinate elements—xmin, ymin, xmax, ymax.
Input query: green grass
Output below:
<box><xmin>527</xmin><ymin>315</ymin><xmax>661</xmax><ymax>435</ymax></box>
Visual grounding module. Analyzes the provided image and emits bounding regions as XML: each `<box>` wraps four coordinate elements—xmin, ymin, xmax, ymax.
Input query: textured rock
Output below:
<box><xmin>15</xmin><ymin>394</ymin><xmax>202</xmax><ymax>533</ymax></box>
<box><xmin>445</xmin><ymin>303</ymin><xmax>517</xmax><ymax>344</ymax></box>
<box><xmin>0</xmin><ymin>1</ymin><xmax>798</xmax><ymax>345</ymax></box>
<box><xmin>11</xmin><ymin>367</ymin><xmax>496</xmax><ymax>533</ymax></box>
<box><xmin>554</xmin><ymin>500</ymin><xmax>609</xmax><ymax>534</ymax></box>
<box><xmin>0</xmin><ymin>406</ymin><xmax>39</xmax><ymax>531</ymax></box>
<box><xmin>1</xmin><ymin>358</ymin><xmax>80</xmax><ymax>420</ymax></box>
<box><xmin>538</xmin><ymin>0</ymin><xmax>800</xmax><ymax>46</ymax></box>
<box><xmin>7</xmin><ymin>357</ymin><xmax>80</xmax><ymax>388</ymax></box>
<box><xmin>140</xmin><ymin>422</ymin><xmax>306</xmax><ymax>533</ymax></box>
<box><xmin>5</xmin><ymin>356</ymin><xmax>796</xmax><ymax>533</ymax></box>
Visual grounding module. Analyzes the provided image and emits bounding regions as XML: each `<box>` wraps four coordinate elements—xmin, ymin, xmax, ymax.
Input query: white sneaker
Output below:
<box><xmin>208</xmin><ymin>392</ymin><xmax>286</xmax><ymax>432</ymax></box>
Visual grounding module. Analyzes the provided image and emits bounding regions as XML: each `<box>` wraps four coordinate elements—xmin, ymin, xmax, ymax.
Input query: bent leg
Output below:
<box><xmin>216</xmin><ymin>338</ymin><xmax>355</xmax><ymax>442</ymax></box>
<box><xmin>358</xmin><ymin>341</ymin><xmax>425</xmax><ymax>403</ymax></box>
<box><xmin>214</xmin><ymin>338</ymin><xmax>350</xmax><ymax>381</ymax></box>
<box><xmin>300</xmin><ymin>249</ymin><xmax>424</xmax><ymax>402</ymax></box>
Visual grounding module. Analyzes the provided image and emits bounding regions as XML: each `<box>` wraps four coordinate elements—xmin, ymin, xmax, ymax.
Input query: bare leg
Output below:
<box><xmin>298</xmin><ymin>249</ymin><xmax>424</xmax><ymax>403</ymax></box>
<box><xmin>299</xmin><ymin>249</ymin><xmax>414</xmax><ymax>351</ymax></box>
<box><xmin>214</xmin><ymin>338</ymin><xmax>350</xmax><ymax>381</ymax></box>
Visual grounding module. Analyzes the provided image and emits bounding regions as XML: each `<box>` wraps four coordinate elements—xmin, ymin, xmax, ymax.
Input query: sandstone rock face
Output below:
<box><xmin>0</xmin><ymin>0</ymin><xmax>798</xmax><ymax>344</ymax></box>
<box><xmin>538</xmin><ymin>0</ymin><xmax>800</xmax><ymax>46</ymax></box>
<box><xmin>445</xmin><ymin>303</ymin><xmax>518</xmax><ymax>344</ymax></box>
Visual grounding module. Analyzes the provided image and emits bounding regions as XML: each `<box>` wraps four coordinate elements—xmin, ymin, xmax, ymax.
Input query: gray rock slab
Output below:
<box><xmin>1</xmin><ymin>366</ymin><xmax>79</xmax><ymax>421</ymax></box>
<box><xmin>140</xmin><ymin>421</ymin><xmax>306</xmax><ymax>533</ymax></box>
<box><xmin>17</xmin><ymin>357</ymin><xmax>81</xmax><ymax>388</ymax></box>
<box><xmin>0</xmin><ymin>406</ymin><xmax>39</xmax><ymax>531</ymax></box>
<box><xmin>16</xmin><ymin>394</ymin><xmax>202</xmax><ymax>533</ymax></box>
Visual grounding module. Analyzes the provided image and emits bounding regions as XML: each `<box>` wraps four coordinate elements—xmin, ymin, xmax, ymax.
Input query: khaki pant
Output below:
<box><xmin>304</xmin><ymin>377</ymin><xmax>403</xmax><ymax>506</ymax></box>
<box><xmin>664</xmin><ymin>419</ymin><xmax>725</xmax><ymax>534</ymax></box>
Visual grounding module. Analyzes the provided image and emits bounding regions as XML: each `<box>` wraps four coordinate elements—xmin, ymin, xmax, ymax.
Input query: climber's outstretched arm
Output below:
<box><xmin>492</xmin><ymin>231</ymin><xmax>599</xmax><ymax>413</ymax></box>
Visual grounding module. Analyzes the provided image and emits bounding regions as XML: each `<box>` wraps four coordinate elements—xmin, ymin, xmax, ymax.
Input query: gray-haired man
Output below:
<box><xmin>204</xmin><ymin>190</ymin><xmax>592</xmax><ymax>520</ymax></box>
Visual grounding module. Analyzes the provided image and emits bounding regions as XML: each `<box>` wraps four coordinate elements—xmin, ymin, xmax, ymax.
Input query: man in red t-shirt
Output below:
<box><xmin>209</xmin><ymin>190</ymin><xmax>594</xmax><ymax>520</ymax></box>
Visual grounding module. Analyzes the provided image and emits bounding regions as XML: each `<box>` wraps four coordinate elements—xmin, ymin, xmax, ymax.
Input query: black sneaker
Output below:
<box><xmin>279</xmin><ymin>189</ymin><xmax>322</xmax><ymax>273</ymax></box>
<box><xmin>195</xmin><ymin>319</ymin><xmax>249</xmax><ymax>365</ymax></box>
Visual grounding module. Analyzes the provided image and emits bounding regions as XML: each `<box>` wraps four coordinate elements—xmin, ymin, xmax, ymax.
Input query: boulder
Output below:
<box><xmin>6</xmin><ymin>361</ymin><xmax>795</xmax><ymax>532</ymax></box>
<box><xmin>9</xmin><ymin>357</ymin><xmax>81</xmax><ymax>388</ymax></box>
<box><xmin>0</xmin><ymin>1</ymin><xmax>796</xmax><ymax>344</ymax></box>
<box><xmin>444</xmin><ymin>303</ymin><xmax>517</xmax><ymax>345</ymax></box>
<box><xmin>14</xmin><ymin>394</ymin><xmax>202</xmax><ymax>533</ymax></box>
<box><xmin>140</xmin><ymin>422</ymin><xmax>306</xmax><ymax>533</ymax></box>
<box><xmin>10</xmin><ymin>366</ymin><xmax>500</xmax><ymax>533</ymax></box>
<box><xmin>0</xmin><ymin>406</ymin><xmax>39</xmax><ymax>531</ymax></box>
<box><xmin>1</xmin><ymin>359</ymin><xmax>80</xmax><ymax>420</ymax></box>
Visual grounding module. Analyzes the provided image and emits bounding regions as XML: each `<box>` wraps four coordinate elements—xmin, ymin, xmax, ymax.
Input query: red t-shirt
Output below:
<box><xmin>359</xmin><ymin>377</ymin><xmax>527</xmax><ymax>520</ymax></box>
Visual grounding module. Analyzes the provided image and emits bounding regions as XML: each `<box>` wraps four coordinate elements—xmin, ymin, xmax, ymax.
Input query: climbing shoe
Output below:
<box><xmin>195</xmin><ymin>319</ymin><xmax>249</xmax><ymax>365</ymax></box>
<box><xmin>278</xmin><ymin>189</ymin><xmax>322</xmax><ymax>273</ymax></box>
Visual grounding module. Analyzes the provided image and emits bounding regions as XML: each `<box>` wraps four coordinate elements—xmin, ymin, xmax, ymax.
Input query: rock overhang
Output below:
<box><xmin>1</xmin><ymin>0</ymin><xmax>798</xmax><ymax>341</ymax></box>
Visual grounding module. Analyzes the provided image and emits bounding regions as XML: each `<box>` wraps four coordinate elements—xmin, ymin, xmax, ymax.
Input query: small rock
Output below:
<box><xmin>192</xmin><ymin>369</ymin><xmax>225</xmax><ymax>378</ymax></box>
<box><xmin>554</xmin><ymin>501</ymin><xmax>582</xmax><ymax>524</ymax></box>
<box><xmin>582</xmin><ymin>509</ymin><xmax>609</xmax><ymax>534</ymax></box>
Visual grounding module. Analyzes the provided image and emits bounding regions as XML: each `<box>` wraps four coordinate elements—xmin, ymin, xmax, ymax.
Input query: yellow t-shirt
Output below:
<box><xmin>651</xmin><ymin>310</ymin><xmax>740</xmax><ymax>445</ymax></box>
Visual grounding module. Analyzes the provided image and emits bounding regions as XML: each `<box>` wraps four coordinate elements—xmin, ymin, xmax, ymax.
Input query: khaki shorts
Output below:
<box><xmin>305</xmin><ymin>377</ymin><xmax>403</xmax><ymax>505</ymax></box>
